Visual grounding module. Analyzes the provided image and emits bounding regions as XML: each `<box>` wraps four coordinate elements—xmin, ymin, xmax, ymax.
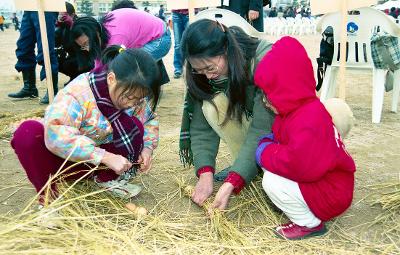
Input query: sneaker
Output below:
<box><xmin>95</xmin><ymin>178</ymin><xmax>142</xmax><ymax>199</ymax></box>
<box><xmin>35</xmin><ymin>205</ymin><xmax>61</xmax><ymax>229</ymax></box>
<box><xmin>173</xmin><ymin>72</ymin><xmax>182</xmax><ymax>79</ymax></box>
<box><xmin>275</xmin><ymin>222</ymin><xmax>327</xmax><ymax>240</ymax></box>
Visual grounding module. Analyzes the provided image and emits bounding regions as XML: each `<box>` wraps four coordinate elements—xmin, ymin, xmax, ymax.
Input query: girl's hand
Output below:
<box><xmin>192</xmin><ymin>172</ymin><xmax>214</xmax><ymax>207</ymax></box>
<box><xmin>137</xmin><ymin>147</ymin><xmax>153</xmax><ymax>173</ymax></box>
<box><xmin>59</xmin><ymin>14</ymin><xmax>73</xmax><ymax>28</ymax></box>
<box><xmin>210</xmin><ymin>182</ymin><xmax>234</xmax><ymax>211</ymax></box>
<box><xmin>101</xmin><ymin>151</ymin><xmax>132</xmax><ymax>175</ymax></box>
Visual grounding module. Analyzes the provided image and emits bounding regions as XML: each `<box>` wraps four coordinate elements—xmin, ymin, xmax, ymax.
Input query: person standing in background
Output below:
<box><xmin>8</xmin><ymin>11</ymin><xmax>58</xmax><ymax>104</ymax></box>
<box><xmin>389</xmin><ymin>7</ymin><xmax>398</xmax><ymax>19</ymax></box>
<box><xmin>171</xmin><ymin>9</ymin><xmax>189</xmax><ymax>79</ymax></box>
<box><xmin>221</xmin><ymin>0</ymin><xmax>264</xmax><ymax>32</ymax></box>
<box><xmin>158</xmin><ymin>5</ymin><xmax>166</xmax><ymax>22</ymax></box>
<box><xmin>268</xmin><ymin>7</ymin><xmax>277</xmax><ymax>18</ymax></box>
<box><xmin>0</xmin><ymin>15</ymin><xmax>5</xmax><ymax>32</ymax></box>
<box><xmin>12</xmin><ymin>13</ymin><xmax>20</xmax><ymax>31</ymax></box>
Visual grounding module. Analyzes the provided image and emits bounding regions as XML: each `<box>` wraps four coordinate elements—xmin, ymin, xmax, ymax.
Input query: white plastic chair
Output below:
<box><xmin>317</xmin><ymin>7</ymin><xmax>400</xmax><ymax>123</ymax></box>
<box><xmin>194</xmin><ymin>8</ymin><xmax>263</xmax><ymax>38</ymax></box>
<box><xmin>285</xmin><ymin>17</ymin><xmax>295</xmax><ymax>35</ymax></box>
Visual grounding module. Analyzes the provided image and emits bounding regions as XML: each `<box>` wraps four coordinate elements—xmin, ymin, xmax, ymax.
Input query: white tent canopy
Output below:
<box><xmin>375</xmin><ymin>0</ymin><xmax>400</xmax><ymax>10</ymax></box>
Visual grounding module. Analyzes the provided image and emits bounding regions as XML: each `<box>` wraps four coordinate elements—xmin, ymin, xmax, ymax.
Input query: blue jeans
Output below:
<box><xmin>172</xmin><ymin>12</ymin><xmax>189</xmax><ymax>75</ymax></box>
<box><xmin>142</xmin><ymin>24</ymin><xmax>171</xmax><ymax>61</ymax></box>
<box><xmin>15</xmin><ymin>11</ymin><xmax>58</xmax><ymax>80</ymax></box>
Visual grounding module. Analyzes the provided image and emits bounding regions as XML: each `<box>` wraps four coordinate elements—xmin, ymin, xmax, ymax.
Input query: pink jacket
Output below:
<box><xmin>254</xmin><ymin>37</ymin><xmax>356</xmax><ymax>221</ymax></box>
<box><xmin>94</xmin><ymin>8</ymin><xmax>165</xmax><ymax>69</ymax></box>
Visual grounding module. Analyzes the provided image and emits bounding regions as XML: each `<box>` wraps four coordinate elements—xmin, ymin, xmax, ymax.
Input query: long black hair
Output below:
<box><xmin>70</xmin><ymin>15</ymin><xmax>112</xmax><ymax>70</ymax></box>
<box><xmin>181</xmin><ymin>19</ymin><xmax>260</xmax><ymax>123</ymax></box>
<box><xmin>101</xmin><ymin>45</ymin><xmax>161</xmax><ymax>111</ymax></box>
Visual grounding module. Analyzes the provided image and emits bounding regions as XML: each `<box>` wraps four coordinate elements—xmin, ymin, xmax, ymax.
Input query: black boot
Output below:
<box><xmin>40</xmin><ymin>73</ymin><xmax>59</xmax><ymax>104</ymax></box>
<box><xmin>8</xmin><ymin>69</ymin><xmax>38</xmax><ymax>98</ymax></box>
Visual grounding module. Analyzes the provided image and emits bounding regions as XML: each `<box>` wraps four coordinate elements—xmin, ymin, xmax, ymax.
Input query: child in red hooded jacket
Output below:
<box><xmin>254</xmin><ymin>36</ymin><xmax>356</xmax><ymax>240</ymax></box>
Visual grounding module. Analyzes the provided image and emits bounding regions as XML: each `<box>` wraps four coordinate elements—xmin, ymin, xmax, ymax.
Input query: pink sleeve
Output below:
<box><xmin>260</xmin><ymin>124</ymin><xmax>331</xmax><ymax>182</ymax></box>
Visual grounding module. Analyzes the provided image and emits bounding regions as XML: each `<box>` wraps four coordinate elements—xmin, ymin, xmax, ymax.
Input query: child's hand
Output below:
<box><xmin>59</xmin><ymin>14</ymin><xmax>73</xmax><ymax>28</ymax></box>
<box><xmin>101</xmin><ymin>151</ymin><xmax>132</xmax><ymax>175</ymax></box>
<box><xmin>137</xmin><ymin>148</ymin><xmax>153</xmax><ymax>173</ymax></box>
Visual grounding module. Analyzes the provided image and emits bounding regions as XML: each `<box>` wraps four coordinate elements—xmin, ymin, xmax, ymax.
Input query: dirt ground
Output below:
<box><xmin>0</xmin><ymin>27</ymin><xmax>399</xmax><ymax>249</ymax></box>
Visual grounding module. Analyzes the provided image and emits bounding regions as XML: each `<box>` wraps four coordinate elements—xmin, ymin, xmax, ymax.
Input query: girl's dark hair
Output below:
<box><xmin>111</xmin><ymin>0</ymin><xmax>137</xmax><ymax>11</ymax></box>
<box><xmin>101</xmin><ymin>45</ymin><xmax>161</xmax><ymax>111</ymax></box>
<box><xmin>181</xmin><ymin>19</ymin><xmax>260</xmax><ymax>123</ymax></box>
<box><xmin>70</xmin><ymin>15</ymin><xmax>112</xmax><ymax>70</ymax></box>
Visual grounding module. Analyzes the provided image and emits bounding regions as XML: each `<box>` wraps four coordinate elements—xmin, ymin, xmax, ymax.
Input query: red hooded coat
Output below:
<box><xmin>254</xmin><ymin>37</ymin><xmax>356</xmax><ymax>221</ymax></box>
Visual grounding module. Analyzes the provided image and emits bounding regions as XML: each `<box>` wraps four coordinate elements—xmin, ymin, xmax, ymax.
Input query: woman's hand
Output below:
<box><xmin>137</xmin><ymin>147</ymin><xmax>153</xmax><ymax>173</ymax></box>
<box><xmin>192</xmin><ymin>172</ymin><xmax>214</xmax><ymax>207</ymax></box>
<box><xmin>210</xmin><ymin>182</ymin><xmax>234</xmax><ymax>210</ymax></box>
<box><xmin>248</xmin><ymin>10</ymin><xmax>260</xmax><ymax>21</ymax></box>
<box><xmin>101</xmin><ymin>151</ymin><xmax>132</xmax><ymax>175</ymax></box>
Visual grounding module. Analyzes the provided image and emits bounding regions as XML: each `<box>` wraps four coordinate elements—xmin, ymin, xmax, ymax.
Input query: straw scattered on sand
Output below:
<box><xmin>0</xmin><ymin>109</ymin><xmax>45</xmax><ymax>138</ymax></box>
<box><xmin>0</xmin><ymin>137</ymin><xmax>398</xmax><ymax>255</ymax></box>
<box><xmin>0</xmin><ymin>111</ymin><xmax>399</xmax><ymax>254</ymax></box>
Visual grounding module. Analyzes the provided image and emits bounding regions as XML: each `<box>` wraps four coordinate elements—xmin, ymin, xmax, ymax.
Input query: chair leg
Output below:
<box><xmin>391</xmin><ymin>70</ymin><xmax>400</xmax><ymax>113</ymax></box>
<box><xmin>320</xmin><ymin>66</ymin><xmax>336</xmax><ymax>102</ymax></box>
<box><xmin>372</xmin><ymin>69</ymin><xmax>386</xmax><ymax>123</ymax></box>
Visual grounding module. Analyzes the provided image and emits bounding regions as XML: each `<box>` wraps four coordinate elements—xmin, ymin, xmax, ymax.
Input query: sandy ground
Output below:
<box><xmin>0</xmin><ymin>27</ymin><xmax>399</xmax><ymax>245</ymax></box>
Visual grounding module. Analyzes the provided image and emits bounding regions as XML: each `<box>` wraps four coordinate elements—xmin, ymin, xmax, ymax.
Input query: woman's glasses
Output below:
<box><xmin>191</xmin><ymin>55</ymin><xmax>222</xmax><ymax>75</ymax></box>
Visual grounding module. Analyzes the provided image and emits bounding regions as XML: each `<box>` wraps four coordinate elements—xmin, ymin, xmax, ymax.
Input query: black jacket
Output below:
<box><xmin>222</xmin><ymin>0</ymin><xmax>264</xmax><ymax>32</ymax></box>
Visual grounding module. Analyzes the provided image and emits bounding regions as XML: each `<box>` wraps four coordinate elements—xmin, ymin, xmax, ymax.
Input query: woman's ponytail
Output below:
<box><xmin>101</xmin><ymin>45</ymin><xmax>126</xmax><ymax>66</ymax></box>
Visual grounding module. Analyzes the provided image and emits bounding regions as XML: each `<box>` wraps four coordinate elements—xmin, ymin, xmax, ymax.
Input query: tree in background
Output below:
<box><xmin>300</xmin><ymin>0</ymin><xmax>309</xmax><ymax>8</ymax></box>
<box><xmin>80</xmin><ymin>0</ymin><xmax>94</xmax><ymax>16</ymax></box>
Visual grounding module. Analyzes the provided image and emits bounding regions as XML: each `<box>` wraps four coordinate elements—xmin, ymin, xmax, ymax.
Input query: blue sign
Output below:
<box><xmin>347</xmin><ymin>22</ymin><xmax>359</xmax><ymax>34</ymax></box>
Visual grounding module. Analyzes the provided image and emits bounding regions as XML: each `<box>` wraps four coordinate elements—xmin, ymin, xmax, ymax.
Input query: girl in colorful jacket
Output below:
<box><xmin>11</xmin><ymin>46</ymin><xmax>161</xmax><ymax>203</ymax></box>
<box><xmin>254</xmin><ymin>36</ymin><xmax>356</xmax><ymax>240</ymax></box>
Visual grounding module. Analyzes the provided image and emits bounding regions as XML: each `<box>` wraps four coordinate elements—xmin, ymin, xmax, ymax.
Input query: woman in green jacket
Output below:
<box><xmin>179</xmin><ymin>19</ymin><xmax>275</xmax><ymax>210</ymax></box>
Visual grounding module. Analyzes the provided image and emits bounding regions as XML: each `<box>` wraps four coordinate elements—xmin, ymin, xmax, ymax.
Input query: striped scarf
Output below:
<box><xmin>179</xmin><ymin>77</ymin><xmax>228</xmax><ymax>167</ymax></box>
<box><xmin>88</xmin><ymin>70</ymin><xmax>144</xmax><ymax>168</ymax></box>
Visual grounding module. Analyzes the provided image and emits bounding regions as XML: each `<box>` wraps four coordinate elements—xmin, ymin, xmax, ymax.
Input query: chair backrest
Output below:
<box><xmin>194</xmin><ymin>8</ymin><xmax>263</xmax><ymax>38</ymax></box>
<box><xmin>317</xmin><ymin>7</ymin><xmax>400</xmax><ymax>69</ymax></box>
